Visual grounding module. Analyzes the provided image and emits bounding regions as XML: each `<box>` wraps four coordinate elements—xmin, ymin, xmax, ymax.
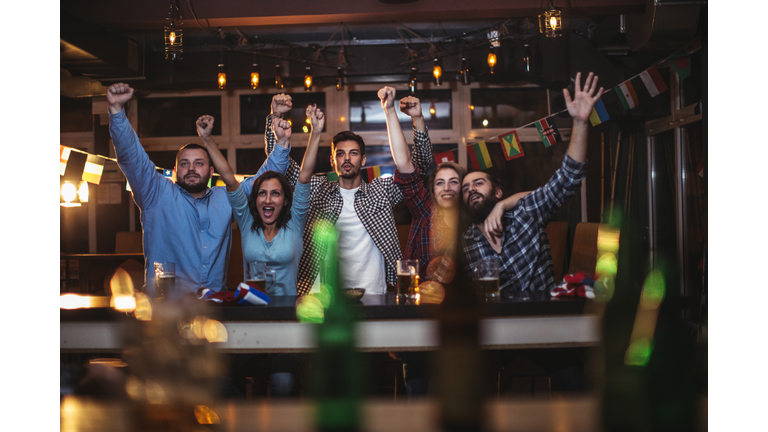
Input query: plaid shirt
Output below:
<box><xmin>265</xmin><ymin>115</ymin><xmax>434</xmax><ymax>295</ymax></box>
<box><xmin>462</xmin><ymin>153</ymin><xmax>587</xmax><ymax>292</ymax></box>
<box><xmin>393</xmin><ymin>165</ymin><xmax>433</xmax><ymax>281</ymax></box>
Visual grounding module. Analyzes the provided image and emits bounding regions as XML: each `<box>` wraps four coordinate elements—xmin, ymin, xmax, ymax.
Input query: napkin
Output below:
<box><xmin>550</xmin><ymin>272</ymin><xmax>595</xmax><ymax>299</ymax></box>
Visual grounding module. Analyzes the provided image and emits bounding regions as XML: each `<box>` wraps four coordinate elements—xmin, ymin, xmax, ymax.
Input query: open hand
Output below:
<box><xmin>271</xmin><ymin>93</ymin><xmax>293</xmax><ymax>115</ymax></box>
<box><xmin>106</xmin><ymin>83</ymin><xmax>134</xmax><ymax>113</ymax></box>
<box><xmin>306</xmin><ymin>104</ymin><xmax>325</xmax><ymax>133</ymax></box>
<box><xmin>483</xmin><ymin>201</ymin><xmax>506</xmax><ymax>240</ymax></box>
<box><xmin>563</xmin><ymin>72</ymin><xmax>604</xmax><ymax>123</ymax></box>
<box><xmin>399</xmin><ymin>95</ymin><xmax>423</xmax><ymax>118</ymax></box>
<box><xmin>377</xmin><ymin>86</ymin><xmax>396</xmax><ymax>111</ymax></box>
<box><xmin>196</xmin><ymin>115</ymin><xmax>215</xmax><ymax>139</ymax></box>
<box><xmin>272</xmin><ymin>118</ymin><xmax>292</xmax><ymax>148</ymax></box>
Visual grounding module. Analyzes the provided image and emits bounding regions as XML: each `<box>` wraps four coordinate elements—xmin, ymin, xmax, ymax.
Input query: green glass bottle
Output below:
<box><xmin>310</xmin><ymin>226</ymin><xmax>364</xmax><ymax>432</ymax></box>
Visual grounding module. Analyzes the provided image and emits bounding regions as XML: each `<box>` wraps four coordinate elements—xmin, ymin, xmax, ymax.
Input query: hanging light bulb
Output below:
<box><xmin>523</xmin><ymin>43</ymin><xmax>532</xmax><ymax>73</ymax></box>
<box><xmin>487</xmin><ymin>49</ymin><xmax>497</xmax><ymax>74</ymax></box>
<box><xmin>432</xmin><ymin>58</ymin><xmax>442</xmax><ymax>86</ymax></box>
<box><xmin>217</xmin><ymin>64</ymin><xmax>226</xmax><ymax>89</ymax></box>
<box><xmin>78</xmin><ymin>181</ymin><xmax>89</xmax><ymax>203</ymax></box>
<box><xmin>409</xmin><ymin>67</ymin><xmax>418</xmax><ymax>94</ymax></box>
<box><xmin>250</xmin><ymin>63</ymin><xmax>260</xmax><ymax>89</ymax></box>
<box><xmin>164</xmin><ymin>0</ymin><xmax>183</xmax><ymax>60</ymax></box>
<box><xmin>460</xmin><ymin>56</ymin><xmax>471</xmax><ymax>85</ymax></box>
<box><xmin>304</xmin><ymin>66</ymin><xmax>313</xmax><ymax>92</ymax></box>
<box><xmin>538</xmin><ymin>1</ymin><xmax>563</xmax><ymax>37</ymax></box>
<box><xmin>275</xmin><ymin>65</ymin><xmax>284</xmax><ymax>90</ymax></box>
<box><xmin>336</xmin><ymin>67</ymin><xmax>345</xmax><ymax>91</ymax></box>
<box><xmin>61</xmin><ymin>182</ymin><xmax>80</xmax><ymax>207</ymax></box>
<box><xmin>429</xmin><ymin>100</ymin><xmax>436</xmax><ymax>118</ymax></box>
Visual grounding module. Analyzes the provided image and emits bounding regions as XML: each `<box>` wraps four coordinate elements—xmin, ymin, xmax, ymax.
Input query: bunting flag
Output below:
<box><xmin>615</xmin><ymin>80</ymin><xmax>639</xmax><ymax>111</ymax></box>
<box><xmin>498</xmin><ymin>130</ymin><xmax>524</xmax><ymax>160</ymax></box>
<box><xmin>126</xmin><ymin>182</ymin><xmax>132</xmax><ymax>192</ymax></box>
<box><xmin>434</xmin><ymin>150</ymin><xmax>456</xmax><ymax>165</ymax></box>
<box><xmin>589</xmin><ymin>98</ymin><xmax>610</xmax><ymax>126</ymax></box>
<box><xmin>163</xmin><ymin>169</ymin><xmax>174</xmax><ymax>181</ymax></box>
<box><xmin>60</xmin><ymin>146</ymin><xmax>72</xmax><ymax>176</ymax></box>
<box><xmin>82</xmin><ymin>155</ymin><xmax>105</xmax><ymax>184</ymax></box>
<box><xmin>639</xmin><ymin>66</ymin><xmax>668</xmax><ymax>97</ymax></box>
<box><xmin>326</xmin><ymin>171</ymin><xmax>339</xmax><ymax>181</ymax></box>
<box><xmin>467</xmin><ymin>141</ymin><xmax>492</xmax><ymax>169</ymax></box>
<box><xmin>363</xmin><ymin>165</ymin><xmax>382</xmax><ymax>182</ymax></box>
<box><xmin>215</xmin><ymin>179</ymin><xmax>226</xmax><ymax>187</ymax></box>
<box><xmin>535</xmin><ymin>117</ymin><xmax>561</xmax><ymax>147</ymax></box>
<box><xmin>671</xmin><ymin>55</ymin><xmax>691</xmax><ymax>80</ymax></box>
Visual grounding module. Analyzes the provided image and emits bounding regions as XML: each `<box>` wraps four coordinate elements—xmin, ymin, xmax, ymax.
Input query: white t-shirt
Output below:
<box><xmin>310</xmin><ymin>186</ymin><xmax>387</xmax><ymax>294</ymax></box>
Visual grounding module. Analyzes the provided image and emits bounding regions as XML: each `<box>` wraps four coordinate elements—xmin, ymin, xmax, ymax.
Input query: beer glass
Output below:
<box><xmin>396</xmin><ymin>259</ymin><xmax>419</xmax><ymax>302</ymax></box>
<box><xmin>246</xmin><ymin>262</ymin><xmax>267</xmax><ymax>292</ymax></box>
<box><xmin>153</xmin><ymin>262</ymin><xmax>176</xmax><ymax>302</ymax></box>
<box><xmin>473</xmin><ymin>257</ymin><xmax>500</xmax><ymax>301</ymax></box>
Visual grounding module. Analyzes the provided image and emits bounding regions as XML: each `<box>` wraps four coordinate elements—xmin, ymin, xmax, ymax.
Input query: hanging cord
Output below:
<box><xmin>396</xmin><ymin>26</ymin><xmax>421</xmax><ymax>61</ymax></box>
<box><xmin>309</xmin><ymin>24</ymin><xmax>342</xmax><ymax>63</ymax></box>
<box><xmin>186</xmin><ymin>0</ymin><xmax>210</xmax><ymax>31</ymax></box>
<box><xmin>398</xmin><ymin>23</ymin><xmax>439</xmax><ymax>59</ymax></box>
<box><xmin>335</xmin><ymin>25</ymin><xmax>348</xmax><ymax>68</ymax></box>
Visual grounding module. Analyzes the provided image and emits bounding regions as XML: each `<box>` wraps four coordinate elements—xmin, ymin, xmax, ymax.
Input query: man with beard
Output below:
<box><xmin>106</xmin><ymin>83</ymin><xmax>291</xmax><ymax>296</ymax></box>
<box><xmin>263</xmin><ymin>93</ymin><xmax>434</xmax><ymax>295</ymax></box>
<box><xmin>461</xmin><ymin>72</ymin><xmax>603</xmax><ymax>293</ymax></box>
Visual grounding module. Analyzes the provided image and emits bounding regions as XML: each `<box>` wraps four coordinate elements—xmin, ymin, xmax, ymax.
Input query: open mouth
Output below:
<box><xmin>469</xmin><ymin>193</ymin><xmax>483</xmax><ymax>205</ymax></box>
<box><xmin>262</xmin><ymin>206</ymin><xmax>275</xmax><ymax>219</ymax></box>
<box><xmin>342</xmin><ymin>163</ymin><xmax>353</xmax><ymax>170</ymax></box>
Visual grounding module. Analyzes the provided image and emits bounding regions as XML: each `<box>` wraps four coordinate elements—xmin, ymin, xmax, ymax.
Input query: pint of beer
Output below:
<box><xmin>153</xmin><ymin>262</ymin><xmax>176</xmax><ymax>302</ymax></box>
<box><xmin>246</xmin><ymin>262</ymin><xmax>267</xmax><ymax>292</ymax></box>
<box><xmin>473</xmin><ymin>257</ymin><xmax>499</xmax><ymax>301</ymax></box>
<box><xmin>396</xmin><ymin>259</ymin><xmax>419</xmax><ymax>303</ymax></box>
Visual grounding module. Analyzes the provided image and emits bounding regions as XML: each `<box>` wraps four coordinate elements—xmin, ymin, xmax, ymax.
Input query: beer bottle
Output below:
<box><xmin>310</xmin><ymin>226</ymin><xmax>364</xmax><ymax>432</ymax></box>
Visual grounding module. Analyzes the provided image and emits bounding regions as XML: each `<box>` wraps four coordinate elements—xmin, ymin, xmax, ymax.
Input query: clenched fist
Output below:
<box><xmin>107</xmin><ymin>83</ymin><xmax>134</xmax><ymax>114</ymax></box>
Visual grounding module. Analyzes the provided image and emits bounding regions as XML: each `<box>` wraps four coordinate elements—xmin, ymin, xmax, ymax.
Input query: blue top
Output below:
<box><xmin>228</xmin><ymin>181</ymin><xmax>310</xmax><ymax>296</ymax></box>
<box><xmin>109</xmin><ymin>109</ymin><xmax>290</xmax><ymax>295</ymax></box>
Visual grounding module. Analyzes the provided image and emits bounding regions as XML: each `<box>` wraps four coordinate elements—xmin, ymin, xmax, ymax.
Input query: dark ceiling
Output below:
<box><xmin>60</xmin><ymin>0</ymin><xmax>705</xmax><ymax>96</ymax></box>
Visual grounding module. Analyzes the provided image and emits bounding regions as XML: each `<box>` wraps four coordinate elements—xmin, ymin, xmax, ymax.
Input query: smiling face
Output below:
<box><xmin>432</xmin><ymin>167</ymin><xmax>462</xmax><ymax>209</ymax></box>
<box><xmin>255</xmin><ymin>178</ymin><xmax>285</xmax><ymax>227</ymax></box>
<box><xmin>331</xmin><ymin>140</ymin><xmax>366</xmax><ymax>180</ymax></box>
<box><xmin>176</xmin><ymin>148</ymin><xmax>213</xmax><ymax>194</ymax></box>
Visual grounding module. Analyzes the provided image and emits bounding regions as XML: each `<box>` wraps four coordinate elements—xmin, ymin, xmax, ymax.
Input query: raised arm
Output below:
<box><xmin>378</xmin><ymin>86</ymin><xmax>414</xmax><ymax>173</ymax></box>
<box><xmin>563</xmin><ymin>72</ymin><xmax>604</xmax><ymax>163</ymax></box>
<box><xmin>197</xmin><ymin>115</ymin><xmax>238</xmax><ymax>192</ymax></box>
<box><xmin>264</xmin><ymin>93</ymin><xmax>293</xmax><ymax>155</ymax></box>
<box><xmin>107</xmin><ymin>83</ymin><xmax>168</xmax><ymax>210</ymax></box>
<box><xmin>399</xmin><ymin>95</ymin><xmax>434</xmax><ymax>177</ymax></box>
<box><xmin>299</xmin><ymin>105</ymin><xmax>324</xmax><ymax>185</ymax></box>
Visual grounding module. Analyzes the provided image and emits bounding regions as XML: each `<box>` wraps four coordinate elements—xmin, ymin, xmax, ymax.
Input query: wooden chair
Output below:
<box><xmin>567</xmin><ymin>223</ymin><xmax>602</xmax><ymax>275</ymax></box>
<box><xmin>546</xmin><ymin>221</ymin><xmax>569</xmax><ymax>285</ymax></box>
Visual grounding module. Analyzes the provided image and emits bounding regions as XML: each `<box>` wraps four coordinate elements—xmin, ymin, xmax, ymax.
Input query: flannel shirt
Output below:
<box><xmin>393</xmin><ymin>165</ymin><xmax>432</xmax><ymax>280</ymax></box>
<box><xmin>462</xmin><ymin>152</ymin><xmax>587</xmax><ymax>292</ymax></box>
<box><xmin>264</xmin><ymin>115</ymin><xmax>434</xmax><ymax>295</ymax></box>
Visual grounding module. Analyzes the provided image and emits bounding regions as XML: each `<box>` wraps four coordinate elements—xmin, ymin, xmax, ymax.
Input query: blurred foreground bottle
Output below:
<box><xmin>310</xmin><ymin>225</ymin><xmax>364</xmax><ymax>432</ymax></box>
<box><xmin>436</xmin><ymin>241</ymin><xmax>485</xmax><ymax>431</ymax></box>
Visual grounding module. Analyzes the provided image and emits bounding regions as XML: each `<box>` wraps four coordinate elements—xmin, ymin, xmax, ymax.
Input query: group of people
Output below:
<box><xmin>106</xmin><ymin>71</ymin><xmax>603</xmax><ymax>397</ymax></box>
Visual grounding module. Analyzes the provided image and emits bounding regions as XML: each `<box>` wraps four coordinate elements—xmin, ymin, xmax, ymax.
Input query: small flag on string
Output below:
<box><xmin>434</xmin><ymin>150</ymin><xmax>456</xmax><ymax>165</ymax></box>
<box><xmin>215</xmin><ymin>179</ymin><xmax>226</xmax><ymax>186</ymax></box>
<box><xmin>163</xmin><ymin>169</ymin><xmax>174</xmax><ymax>181</ymax></box>
<box><xmin>639</xmin><ymin>66</ymin><xmax>668</xmax><ymax>97</ymax></box>
<box><xmin>498</xmin><ymin>130</ymin><xmax>524</xmax><ymax>160</ymax></box>
<box><xmin>671</xmin><ymin>55</ymin><xmax>691</xmax><ymax>80</ymax></box>
<box><xmin>82</xmin><ymin>155</ymin><xmax>105</xmax><ymax>184</ymax></box>
<box><xmin>535</xmin><ymin>117</ymin><xmax>562</xmax><ymax>148</ymax></box>
<box><xmin>615</xmin><ymin>80</ymin><xmax>639</xmax><ymax>111</ymax></box>
<box><xmin>467</xmin><ymin>141</ymin><xmax>492</xmax><ymax>170</ymax></box>
<box><xmin>589</xmin><ymin>98</ymin><xmax>611</xmax><ymax>126</ymax></box>
<box><xmin>60</xmin><ymin>146</ymin><xmax>72</xmax><ymax>176</ymax></box>
<box><xmin>234</xmin><ymin>174</ymin><xmax>246</xmax><ymax>183</ymax></box>
<box><xmin>363</xmin><ymin>165</ymin><xmax>382</xmax><ymax>182</ymax></box>
<box><xmin>327</xmin><ymin>171</ymin><xmax>339</xmax><ymax>181</ymax></box>
<box><xmin>126</xmin><ymin>181</ymin><xmax>132</xmax><ymax>192</ymax></box>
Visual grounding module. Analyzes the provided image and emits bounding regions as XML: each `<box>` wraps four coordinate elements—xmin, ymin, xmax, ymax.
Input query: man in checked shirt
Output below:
<box><xmin>263</xmin><ymin>92</ymin><xmax>434</xmax><ymax>296</ymax></box>
<box><xmin>461</xmin><ymin>72</ymin><xmax>604</xmax><ymax>293</ymax></box>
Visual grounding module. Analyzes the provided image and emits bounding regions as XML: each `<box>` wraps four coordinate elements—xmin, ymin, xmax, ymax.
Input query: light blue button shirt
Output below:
<box><xmin>109</xmin><ymin>109</ymin><xmax>290</xmax><ymax>295</ymax></box>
